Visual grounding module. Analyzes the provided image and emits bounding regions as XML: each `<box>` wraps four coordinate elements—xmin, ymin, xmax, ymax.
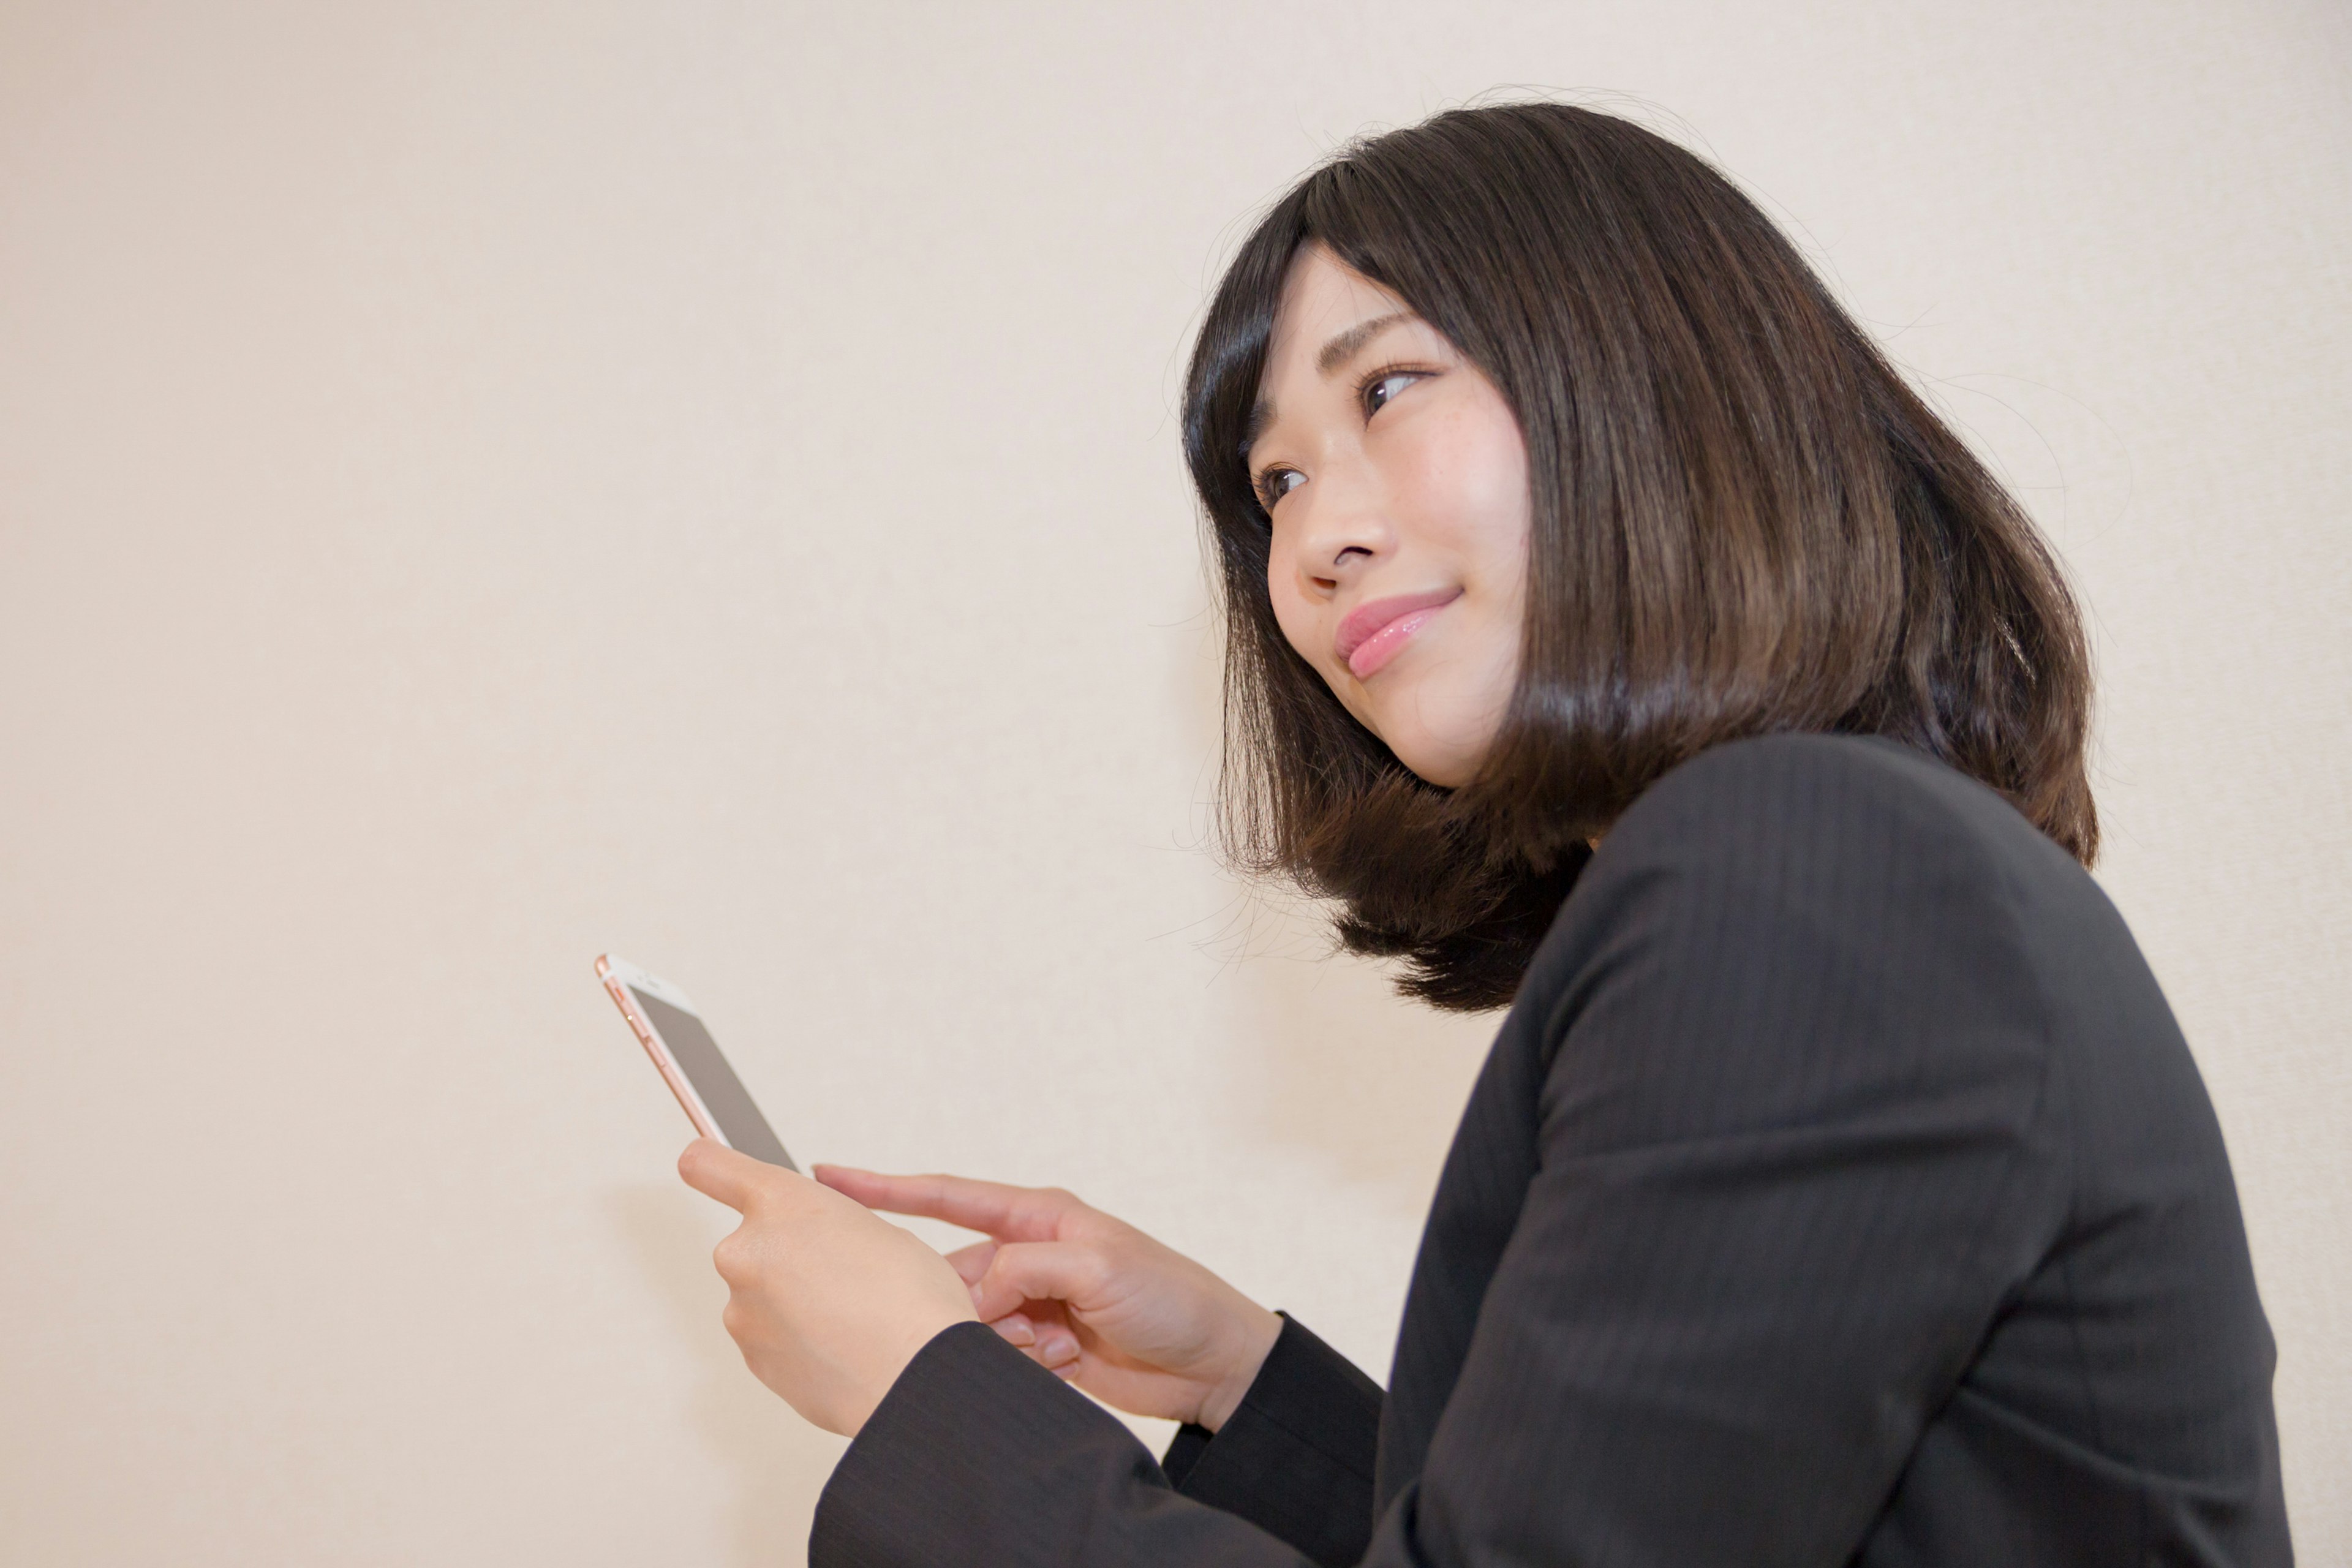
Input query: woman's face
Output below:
<box><xmin>1248</xmin><ymin>245</ymin><xmax>1531</xmax><ymax>789</ymax></box>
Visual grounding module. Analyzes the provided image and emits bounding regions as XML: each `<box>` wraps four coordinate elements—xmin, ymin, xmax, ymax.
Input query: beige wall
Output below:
<box><xmin>2</xmin><ymin>1</ymin><xmax>2345</xmax><ymax>1560</ymax></box>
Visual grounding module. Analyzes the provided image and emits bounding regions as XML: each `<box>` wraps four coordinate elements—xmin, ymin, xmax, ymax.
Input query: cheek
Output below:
<box><xmin>1397</xmin><ymin>398</ymin><xmax>1532</xmax><ymax>571</ymax></box>
<box><xmin>1392</xmin><ymin>395</ymin><xmax>1530</xmax><ymax>760</ymax></box>
<box><xmin>1263</xmin><ymin>545</ymin><xmax>1322</xmax><ymax>669</ymax></box>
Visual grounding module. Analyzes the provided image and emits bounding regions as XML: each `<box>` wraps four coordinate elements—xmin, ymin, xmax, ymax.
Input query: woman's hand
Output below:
<box><xmin>813</xmin><ymin>1166</ymin><xmax>1283</xmax><ymax>1432</ymax></box>
<box><xmin>676</xmin><ymin>1139</ymin><xmax>977</xmax><ymax>1436</ymax></box>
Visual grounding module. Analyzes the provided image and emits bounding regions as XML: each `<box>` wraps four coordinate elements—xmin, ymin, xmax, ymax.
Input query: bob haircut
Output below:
<box><xmin>1183</xmin><ymin>102</ymin><xmax>2097</xmax><ymax>1012</ymax></box>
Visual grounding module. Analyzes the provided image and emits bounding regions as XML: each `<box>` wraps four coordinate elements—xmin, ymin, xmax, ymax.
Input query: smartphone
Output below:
<box><xmin>595</xmin><ymin>954</ymin><xmax>797</xmax><ymax>1170</ymax></box>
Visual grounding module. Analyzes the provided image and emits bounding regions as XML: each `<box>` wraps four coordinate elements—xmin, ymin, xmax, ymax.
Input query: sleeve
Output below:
<box><xmin>1159</xmin><ymin>1313</ymin><xmax>1384</xmax><ymax>1567</ymax></box>
<box><xmin>812</xmin><ymin>737</ymin><xmax>2067</xmax><ymax>1567</ymax></box>
<box><xmin>809</xmin><ymin>1321</ymin><xmax>1317</xmax><ymax>1568</ymax></box>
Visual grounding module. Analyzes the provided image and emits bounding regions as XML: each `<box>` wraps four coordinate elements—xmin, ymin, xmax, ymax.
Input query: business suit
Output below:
<box><xmin>812</xmin><ymin>734</ymin><xmax>2291</xmax><ymax>1565</ymax></box>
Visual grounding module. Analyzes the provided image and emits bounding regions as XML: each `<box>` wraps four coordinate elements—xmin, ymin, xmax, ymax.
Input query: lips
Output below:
<box><xmin>1335</xmin><ymin>588</ymin><xmax>1462</xmax><ymax>679</ymax></box>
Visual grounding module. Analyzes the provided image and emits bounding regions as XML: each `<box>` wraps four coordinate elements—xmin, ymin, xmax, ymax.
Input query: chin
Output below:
<box><xmin>1354</xmin><ymin>676</ymin><xmax>1502</xmax><ymax>788</ymax></box>
<box><xmin>1410</xmin><ymin>761</ymin><xmax>1476</xmax><ymax>790</ymax></box>
<box><xmin>1383</xmin><ymin>734</ymin><xmax>1478</xmax><ymax>790</ymax></box>
<box><xmin>1373</xmin><ymin>703</ymin><xmax>1500</xmax><ymax>789</ymax></box>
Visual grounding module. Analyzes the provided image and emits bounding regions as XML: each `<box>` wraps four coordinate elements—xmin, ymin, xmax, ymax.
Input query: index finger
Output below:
<box><xmin>812</xmin><ymin>1167</ymin><xmax>1069</xmax><ymax>1242</ymax></box>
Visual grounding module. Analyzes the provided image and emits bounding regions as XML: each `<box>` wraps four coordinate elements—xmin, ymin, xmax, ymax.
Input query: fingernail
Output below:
<box><xmin>999</xmin><ymin>1321</ymin><xmax>1035</xmax><ymax>1348</ymax></box>
<box><xmin>1041</xmin><ymin>1337</ymin><xmax>1078</xmax><ymax>1366</ymax></box>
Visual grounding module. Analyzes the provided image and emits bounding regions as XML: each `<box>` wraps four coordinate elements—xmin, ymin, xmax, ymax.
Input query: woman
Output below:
<box><xmin>677</xmin><ymin>104</ymin><xmax>2291</xmax><ymax>1564</ymax></box>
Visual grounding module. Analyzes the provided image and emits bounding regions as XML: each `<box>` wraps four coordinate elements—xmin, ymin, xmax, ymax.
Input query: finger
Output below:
<box><xmin>678</xmin><ymin>1139</ymin><xmax>778</xmax><ymax>1214</ymax></box>
<box><xmin>812</xmin><ymin>1167</ymin><xmax>1073</xmax><ymax>1242</ymax></box>
<box><xmin>1036</xmin><ymin>1330</ymin><xmax>1081</xmax><ymax>1369</ymax></box>
<box><xmin>987</xmin><ymin>1311</ymin><xmax>1036</xmax><ymax>1349</ymax></box>
<box><xmin>945</xmin><ymin>1240</ymin><xmax>999</xmax><ymax>1286</ymax></box>
<box><xmin>970</xmin><ymin>1240</ymin><xmax>1110</xmax><ymax>1322</ymax></box>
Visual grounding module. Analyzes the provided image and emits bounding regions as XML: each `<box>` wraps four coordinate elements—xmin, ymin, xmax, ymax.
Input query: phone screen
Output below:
<box><xmin>630</xmin><ymin>988</ymin><xmax>798</xmax><ymax>1170</ymax></box>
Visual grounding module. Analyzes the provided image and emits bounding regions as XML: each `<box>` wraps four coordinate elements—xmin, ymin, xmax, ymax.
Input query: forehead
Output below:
<box><xmin>1262</xmin><ymin>246</ymin><xmax>1414</xmax><ymax>388</ymax></box>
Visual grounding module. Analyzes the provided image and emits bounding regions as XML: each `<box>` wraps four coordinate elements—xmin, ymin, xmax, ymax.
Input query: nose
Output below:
<box><xmin>1287</xmin><ymin>462</ymin><xmax>1392</xmax><ymax>597</ymax></box>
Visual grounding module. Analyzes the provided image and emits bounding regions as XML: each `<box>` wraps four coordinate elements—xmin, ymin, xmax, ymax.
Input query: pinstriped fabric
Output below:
<box><xmin>1384</xmin><ymin>736</ymin><xmax>2070</xmax><ymax>1562</ymax></box>
<box><xmin>813</xmin><ymin>734</ymin><xmax>2290</xmax><ymax>1567</ymax></box>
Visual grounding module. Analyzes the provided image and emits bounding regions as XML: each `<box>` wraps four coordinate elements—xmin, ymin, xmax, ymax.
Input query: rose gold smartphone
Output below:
<box><xmin>595</xmin><ymin>954</ymin><xmax>797</xmax><ymax>1170</ymax></box>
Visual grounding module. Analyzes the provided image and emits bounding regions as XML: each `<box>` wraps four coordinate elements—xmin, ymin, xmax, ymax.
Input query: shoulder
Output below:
<box><xmin>1609</xmin><ymin>731</ymin><xmax>2068</xmax><ymax>881</ymax></box>
<box><xmin>1561</xmin><ymin>732</ymin><xmax>2090</xmax><ymax>951</ymax></box>
<box><xmin>1516</xmin><ymin>734</ymin><xmax>2082</xmax><ymax>1082</ymax></box>
<box><xmin>1512</xmin><ymin>732</ymin><xmax>2072</xmax><ymax>1153</ymax></box>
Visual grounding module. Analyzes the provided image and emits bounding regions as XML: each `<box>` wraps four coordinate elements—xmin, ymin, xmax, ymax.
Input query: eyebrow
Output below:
<box><xmin>1243</xmin><ymin>311</ymin><xmax>1417</xmax><ymax>457</ymax></box>
<box><xmin>1316</xmin><ymin>311</ymin><xmax>1412</xmax><ymax>375</ymax></box>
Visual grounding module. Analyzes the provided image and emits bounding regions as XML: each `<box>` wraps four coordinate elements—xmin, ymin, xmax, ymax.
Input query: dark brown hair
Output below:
<box><xmin>1183</xmin><ymin>102</ymin><xmax>2097</xmax><ymax>1012</ymax></box>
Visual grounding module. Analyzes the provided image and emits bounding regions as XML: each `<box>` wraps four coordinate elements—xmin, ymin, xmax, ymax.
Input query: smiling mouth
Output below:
<box><xmin>1335</xmin><ymin>589</ymin><xmax>1462</xmax><ymax>679</ymax></box>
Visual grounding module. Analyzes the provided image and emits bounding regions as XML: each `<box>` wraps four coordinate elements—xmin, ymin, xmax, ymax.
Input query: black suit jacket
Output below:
<box><xmin>812</xmin><ymin>735</ymin><xmax>2291</xmax><ymax>1566</ymax></box>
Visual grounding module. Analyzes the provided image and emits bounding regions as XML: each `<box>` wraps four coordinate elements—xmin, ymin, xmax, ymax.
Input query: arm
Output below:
<box><xmin>808</xmin><ymin>1172</ymin><xmax>1384</xmax><ymax>1565</ymax></box>
<box><xmin>800</xmin><ymin>737</ymin><xmax>2068</xmax><ymax>1565</ymax></box>
<box><xmin>1159</xmin><ymin>1314</ymin><xmax>1384</xmax><ymax>1567</ymax></box>
<box><xmin>813</xmin><ymin>1320</ymin><xmax>1366</xmax><ymax>1568</ymax></box>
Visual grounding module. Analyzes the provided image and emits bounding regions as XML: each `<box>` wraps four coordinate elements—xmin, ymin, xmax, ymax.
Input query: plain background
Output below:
<box><xmin>2</xmin><ymin>1</ymin><xmax>2345</xmax><ymax>1561</ymax></box>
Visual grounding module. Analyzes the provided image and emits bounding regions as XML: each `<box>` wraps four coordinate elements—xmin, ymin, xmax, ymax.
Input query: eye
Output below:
<box><xmin>1362</xmin><ymin>370</ymin><xmax>1422</xmax><ymax>416</ymax></box>
<box><xmin>1254</xmin><ymin>467</ymin><xmax>1306</xmax><ymax>511</ymax></box>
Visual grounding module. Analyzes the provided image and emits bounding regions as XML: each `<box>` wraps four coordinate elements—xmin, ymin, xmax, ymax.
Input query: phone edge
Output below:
<box><xmin>595</xmin><ymin>952</ymin><xmax>729</xmax><ymax>1148</ymax></box>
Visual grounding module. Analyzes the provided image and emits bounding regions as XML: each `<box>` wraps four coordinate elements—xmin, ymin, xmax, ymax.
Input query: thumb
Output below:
<box><xmin>677</xmin><ymin>1137</ymin><xmax>776</xmax><ymax>1213</ymax></box>
<box><xmin>970</xmin><ymin>1240</ymin><xmax>1112</xmax><ymax>1322</ymax></box>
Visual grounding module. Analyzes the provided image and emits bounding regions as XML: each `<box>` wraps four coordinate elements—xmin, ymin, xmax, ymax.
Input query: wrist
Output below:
<box><xmin>844</xmin><ymin>1303</ymin><xmax>978</xmax><ymax>1439</ymax></box>
<box><xmin>1196</xmin><ymin>1305</ymin><xmax>1283</xmax><ymax>1433</ymax></box>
